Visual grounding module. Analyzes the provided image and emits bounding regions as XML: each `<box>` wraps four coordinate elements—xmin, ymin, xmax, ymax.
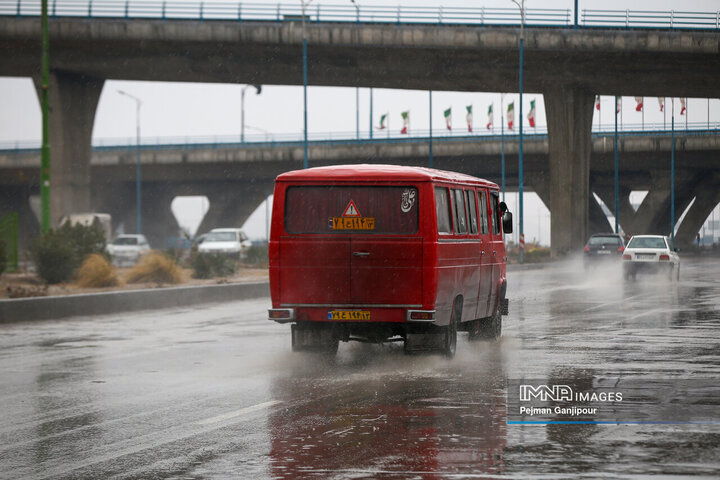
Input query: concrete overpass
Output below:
<box><xmin>1</xmin><ymin>10</ymin><xmax>719</xmax><ymax>254</ymax></box>
<box><xmin>2</xmin><ymin>132</ymin><xmax>718</xmax><ymax>251</ymax></box>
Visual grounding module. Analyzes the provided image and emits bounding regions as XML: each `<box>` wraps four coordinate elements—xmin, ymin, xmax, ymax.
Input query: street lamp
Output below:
<box><xmin>351</xmin><ymin>0</ymin><xmax>360</xmax><ymax>140</ymax></box>
<box><xmin>241</xmin><ymin>84</ymin><xmax>262</xmax><ymax>143</ymax></box>
<box><xmin>117</xmin><ymin>89</ymin><xmax>143</xmax><ymax>234</ymax></box>
<box><xmin>301</xmin><ymin>0</ymin><xmax>313</xmax><ymax>169</ymax></box>
<box><xmin>511</xmin><ymin>0</ymin><xmax>525</xmax><ymax>263</ymax></box>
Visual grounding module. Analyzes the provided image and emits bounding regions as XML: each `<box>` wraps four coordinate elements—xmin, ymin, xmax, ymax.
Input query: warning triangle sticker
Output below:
<box><xmin>342</xmin><ymin>200</ymin><xmax>361</xmax><ymax>217</ymax></box>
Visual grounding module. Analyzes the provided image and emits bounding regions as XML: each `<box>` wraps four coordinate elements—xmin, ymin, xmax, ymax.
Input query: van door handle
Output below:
<box><xmin>353</xmin><ymin>252</ymin><xmax>370</xmax><ymax>257</ymax></box>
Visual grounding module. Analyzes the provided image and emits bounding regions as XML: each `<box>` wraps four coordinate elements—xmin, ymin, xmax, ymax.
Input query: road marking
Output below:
<box><xmin>196</xmin><ymin>400</ymin><xmax>280</xmax><ymax>425</ymax></box>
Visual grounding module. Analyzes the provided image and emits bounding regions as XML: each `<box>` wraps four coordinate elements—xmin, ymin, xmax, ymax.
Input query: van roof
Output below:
<box><xmin>276</xmin><ymin>164</ymin><xmax>499</xmax><ymax>187</ymax></box>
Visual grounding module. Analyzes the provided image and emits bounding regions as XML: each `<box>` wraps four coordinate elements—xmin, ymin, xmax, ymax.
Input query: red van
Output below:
<box><xmin>268</xmin><ymin>165</ymin><xmax>512</xmax><ymax>356</ymax></box>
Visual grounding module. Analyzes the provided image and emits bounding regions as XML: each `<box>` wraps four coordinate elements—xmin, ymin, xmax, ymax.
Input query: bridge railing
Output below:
<box><xmin>2</xmin><ymin>1</ymin><xmax>719</xmax><ymax>29</ymax></box>
<box><xmin>2</xmin><ymin>122</ymin><xmax>719</xmax><ymax>154</ymax></box>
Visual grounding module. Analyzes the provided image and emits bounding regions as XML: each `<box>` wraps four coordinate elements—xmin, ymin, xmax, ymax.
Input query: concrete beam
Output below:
<box><xmin>675</xmin><ymin>172</ymin><xmax>720</xmax><ymax>248</ymax></box>
<box><xmin>196</xmin><ymin>181</ymin><xmax>273</xmax><ymax>236</ymax></box>
<box><xmin>545</xmin><ymin>85</ymin><xmax>594</xmax><ymax>257</ymax></box>
<box><xmin>34</xmin><ymin>71</ymin><xmax>104</xmax><ymax>227</ymax></box>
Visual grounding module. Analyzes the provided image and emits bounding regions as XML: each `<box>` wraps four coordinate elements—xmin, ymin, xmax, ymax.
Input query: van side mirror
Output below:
<box><xmin>502</xmin><ymin>211</ymin><xmax>513</xmax><ymax>234</ymax></box>
<box><xmin>498</xmin><ymin>201</ymin><xmax>508</xmax><ymax>214</ymax></box>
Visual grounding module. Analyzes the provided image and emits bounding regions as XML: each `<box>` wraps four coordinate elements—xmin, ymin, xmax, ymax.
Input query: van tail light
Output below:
<box><xmin>407</xmin><ymin>310</ymin><xmax>436</xmax><ymax>322</ymax></box>
<box><xmin>622</xmin><ymin>254</ymin><xmax>631</xmax><ymax>260</ymax></box>
<box><xmin>268</xmin><ymin>308</ymin><xmax>295</xmax><ymax>322</ymax></box>
<box><xmin>617</xmin><ymin>246</ymin><xmax>625</xmax><ymax>253</ymax></box>
<box><xmin>583</xmin><ymin>246</ymin><xmax>590</xmax><ymax>252</ymax></box>
<box><xmin>659</xmin><ymin>254</ymin><xmax>670</xmax><ymax>261</ymax></box>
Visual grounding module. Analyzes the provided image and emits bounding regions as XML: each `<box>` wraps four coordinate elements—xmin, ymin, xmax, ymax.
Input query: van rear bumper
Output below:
<box><xmin>269</xmin><ymin>306</ymin><xmax>431</xmax><ymax>324</ymax></box>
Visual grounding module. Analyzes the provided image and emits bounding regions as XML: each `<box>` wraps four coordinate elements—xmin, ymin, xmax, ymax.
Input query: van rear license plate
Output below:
<box><xmin>328</xmin><ymin>310</ymin><xmax>371</xmax><ymax>321</ymax></box>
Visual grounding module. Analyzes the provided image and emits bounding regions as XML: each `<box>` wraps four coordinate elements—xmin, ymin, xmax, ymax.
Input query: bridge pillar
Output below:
<box><xmin>675</xmin><ymin>173</ymin><xmax>720</xmax><ymax>248</ymax></box>
<box><xmin>593</xmin><ymin>185</ymin><xmax>635</xmax><ymax>234</ymax></box>
<box><xmin>544</xmin><ymin>86</ymin><xmax>594</xmax><ymax>257</ymax></box>
<box><xmin>196</xmin><ymin>181</ymin><xmax>272</xmax><ymax>236</ymax></box>
<box><xmin>34</xmin><ymin>71</ymin><xmax>104</xmax><ymax>227</ymax></box>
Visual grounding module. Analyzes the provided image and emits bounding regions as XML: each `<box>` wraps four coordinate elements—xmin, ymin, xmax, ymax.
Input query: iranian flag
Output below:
<box><xmin>466</xmin><ymin>105</ymin><xmax>473</xmax><ymax>132</ymax></box>
<box><xmin>595</xmin><ymin>95</ymin><xmax>600</xmax><ymax>111</ymax></box>
<box><xmin>680</xmin><ymin>98</ymin><xmax>687</xmax><ymax>115</ymax></box>
<box><xmin>486</xmin><ymin>104</ymin><xmax>493</xmax><ymax>130</ymax></box>
<box><xmin>507</xmin><ymin>102</ymin><xmax>515</xmax><ymax>130</ymax></box>
<box><xmin>616</xmin><ymin>96</ymin><xmax>622</xmax><ymax>113</ymax></box>
<box><xmin>658</xmin><ymin>97</ymin><xmax>664</xmax><ymax>112</ymax></box>
<box><xmin>377</xmin><ymin>113</ymin><xmax>388</xmax><ymax>130</ymax></box>
<box><xmin>444</xmin><ymin>107</ymin><xmax>452</xmax><ymax>130</ymax></box>
<box><xmin>527</xmin><ymin>99</ymin><xmax>536</xmax><ymax>128</ymax></box>
<box><xmin>400</xmin><ymin>110</ymin><xmax>409</xmax><ymax>134</ymax></box>
<box><xmin>635</xmin><ymin>96</ymin><xmax>643</xmax><ymax>112</ymax></box>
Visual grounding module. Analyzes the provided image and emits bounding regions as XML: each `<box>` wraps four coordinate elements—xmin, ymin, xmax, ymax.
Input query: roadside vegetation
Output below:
<box><xmin>190</xmin><ymin>252</ymin><xmax>237</xmax><ymax>279</ymax></box>
<box><xmin>30</xmin><ymin>222</ymin><xmax>106</xmax><ymax>284</ymax></box>
<box><xmin>125</xmin><ymin>251</ymin><xmax>184</xmax><ymax>284</ymax></box>
<box><xmin>75</xmin><ymin>254</ymin><xmax>120</xmax><ymax>288</ymax></box>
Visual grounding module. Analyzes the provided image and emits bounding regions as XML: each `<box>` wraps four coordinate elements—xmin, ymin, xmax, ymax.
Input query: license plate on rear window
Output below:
<box><xmin>328</xmin><ymin>310</ymin><xmax>371</xmax><ymax>321</ymax></box>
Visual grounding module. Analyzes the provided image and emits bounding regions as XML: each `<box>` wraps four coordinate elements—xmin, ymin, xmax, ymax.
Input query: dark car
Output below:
<box><xmin>583</xmin><ymin>233</ymin><xmax>626</xmax><ymax>268</ymax></box>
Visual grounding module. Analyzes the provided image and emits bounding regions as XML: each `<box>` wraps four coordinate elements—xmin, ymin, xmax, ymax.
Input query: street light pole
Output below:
<box><xmin>512</xmin><ymin>0</ymin><xmax>525</xmax><ymax>263</ymax></box>
<box><xmin>40</xmin><ymin>0</ymin><xmax>50</xmax><ymax>233</ymax></box>
<box><xmin>614</xmin><ymin>96</ymin><xmax>619</xmax><ymax>234</ymax></box>
<box><xmin>671</xmin><ymin>98</ymin><xmax>676</xmax><ymax>243</ymax></box>
<box><xmin>241</xmin><ymin>84</ymin><xmax>262</xmax><ymax>144</ymax></box>
<box><xmin>118</xmin><ymin>90</ymin><xmax>143</xmax><ymax>234</ymax></box>
<box><xmin>429</xmin><ymin>90</ymin><xmax>433</xmax><ymax>168</ymax></box>
<box><xmin>369</xmin><ymin>88</ymin><xmax>373</xmax><ymax>140</ymax></box>
<box><xmin>501</xmin><ymin>94</ymin><xmax>505</xmax><ymax>202</ymax></box>
<box><xmin>301</xmin><ymin>0</ymin><xmax>313</xmax><ymax>169</ymax></box>
<box><xmin>351</xmin><ymin>0</ymin><xmax>360</xmax><ymax>140</ymax></box>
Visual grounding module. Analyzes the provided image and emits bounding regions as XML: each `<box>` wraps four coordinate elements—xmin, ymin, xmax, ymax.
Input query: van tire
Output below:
<box><xmin>469</xmin><ymin>309</ymin><xmax>502</xmax><ymax>341</ymax></box>
<box><xmin>441</xmin><ymin>300</ymin><xmax>460</xmax><ymax>358</ymax></box>
<box><xmin>291</xmin><ymin>324</ymin><xmax>339</xmax><ymax>355</ymax></box>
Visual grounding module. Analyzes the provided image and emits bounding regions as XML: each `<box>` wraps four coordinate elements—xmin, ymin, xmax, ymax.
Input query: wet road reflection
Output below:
<box><xmin>0</xmin><ymin>257</ymin><xmax>718</xmax><ymax>478</ymax></box>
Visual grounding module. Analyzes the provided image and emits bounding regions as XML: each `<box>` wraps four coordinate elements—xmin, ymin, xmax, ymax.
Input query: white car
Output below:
<box><xmin>106</xmin><ymin>234</ymin><xmax>151</xmax><ymax>266</ymax></box>
<box><xmin>622</xmin><ymin>235</ymin><xmax>680</xmax><ymax>281</ymax></box>
<box><xmin>197</xmin><ymin>228</ymin><xmax>251</xmax><ymax>258</ymax></box>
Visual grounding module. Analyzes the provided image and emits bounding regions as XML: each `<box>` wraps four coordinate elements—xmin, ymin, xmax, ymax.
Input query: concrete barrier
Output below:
<box><xmin>0</xmin><ymin>282</ymin><xmax>270</xmax><ymax>324</ymax></box>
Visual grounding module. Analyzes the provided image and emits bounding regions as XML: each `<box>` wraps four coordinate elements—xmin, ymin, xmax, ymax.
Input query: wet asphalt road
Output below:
<box><xmin>1</xmin><ymin>258</ymin><xmax>719</xmax><ymax>479</ymax></box>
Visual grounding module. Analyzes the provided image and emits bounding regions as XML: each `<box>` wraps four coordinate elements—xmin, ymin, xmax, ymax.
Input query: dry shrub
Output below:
<box><xmin>75</xmin><ymin>254</ymin><xmax>119</xmax><ymax>288</ymax></box>
<box><xmin>125</xmin><ymin>251</ymin><xmax>184</xmax><ymax>285</ymax></box>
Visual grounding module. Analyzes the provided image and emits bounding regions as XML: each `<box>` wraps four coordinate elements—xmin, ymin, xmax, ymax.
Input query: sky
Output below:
<box><xmin>1</xmin><ymin>0</ymin><xmax>718</xmax><ymax>242</ymax></box>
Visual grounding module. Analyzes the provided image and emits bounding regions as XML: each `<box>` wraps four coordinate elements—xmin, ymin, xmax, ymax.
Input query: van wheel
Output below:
<box><xmin>469</xmin><ymin>310</ymin><xmax>502</xmax><ymax>341</ymax></box>
<box><xmin>291</xmin><ymin>324</ymin><xmax>339</xmax><ymax>355</ymax></box>
<box><xmin>441</xmin><ymin>302</ymin><xmax>460</xmax><ymax>358</ymax></box>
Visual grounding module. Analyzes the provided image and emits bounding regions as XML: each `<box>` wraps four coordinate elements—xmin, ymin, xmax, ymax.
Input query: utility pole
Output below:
<box><xmin>41</xmin><ymin>0</ymin><xmax>50</xmax><ymax>232</ymax></box>
<box><xmin>301</xmin><ymin>0</ymin><xmax>313</xmax><ymax>169</ymax></box>
<box><xmin>512</xmin><ymin>0</ymin><xmax>526</xmax><ymax>263</ymax></box>
<box><xmin>429</xmin><ymin>90</ymin><xmax>433</xmax><ymax>168</ymax></box>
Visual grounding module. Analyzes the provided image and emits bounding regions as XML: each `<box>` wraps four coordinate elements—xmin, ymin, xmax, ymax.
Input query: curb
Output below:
<box><xmin>0</xmin><ymin>281</ymin><xmax>270</xmax><ymax>324</ymax></box>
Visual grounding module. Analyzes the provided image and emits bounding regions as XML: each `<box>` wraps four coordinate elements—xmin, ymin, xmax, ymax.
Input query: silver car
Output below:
<box><xmin>106</xmin><ymin>234</ymin><xmax>151</xmax><ymax>267</ymax></box>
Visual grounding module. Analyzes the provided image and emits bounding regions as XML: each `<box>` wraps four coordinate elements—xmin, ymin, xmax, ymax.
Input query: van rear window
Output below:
<box><xmin>285</xmin><ymin>186</ymin><xmax>419</xmax><ymax>234</ymax></box>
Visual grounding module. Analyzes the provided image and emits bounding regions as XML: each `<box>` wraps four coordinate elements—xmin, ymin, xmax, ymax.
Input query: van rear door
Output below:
<box><xmin>282</xmin><ymin>185</ymin><xmax>421</xmax><ymax>306</ymax></box>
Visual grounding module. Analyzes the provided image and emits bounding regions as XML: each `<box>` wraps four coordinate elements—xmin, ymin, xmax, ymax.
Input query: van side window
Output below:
<box><xmin>490</xmin><ymin>192</ymin><xmax>500</xmax><ymax>235</ymax></box>
<box><xmin>478</xmin><ymin>190</ymin><xmax>489</xmax><ymax>235</ymax></box>
<box><xmin>452</xmin><ymin>189</ymin><xmax>468</xmax><ymax>234</ymax></box>
<box><xmin>465</xmin><ymin>190</ymin><xmax>478</xmax><ymax>234</ymax></box>
<box><xmin>435</xmin><ymin>187</ymin><xmax>452</xmax><ymax>234</ymax></box>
